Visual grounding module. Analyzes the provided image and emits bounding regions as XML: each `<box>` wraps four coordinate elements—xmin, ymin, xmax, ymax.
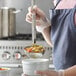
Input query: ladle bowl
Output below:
<box><xmin>24</xmin><ymin>44</ymin><xmax>45</xmax><ymax>58</ymax></box>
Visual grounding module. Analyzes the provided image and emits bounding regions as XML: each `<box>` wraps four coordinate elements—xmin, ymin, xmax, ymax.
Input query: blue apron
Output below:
<box><xmin>49</xmin><ymin>6</ymin><xmax>76</xmax><ymax>70</ymax></box>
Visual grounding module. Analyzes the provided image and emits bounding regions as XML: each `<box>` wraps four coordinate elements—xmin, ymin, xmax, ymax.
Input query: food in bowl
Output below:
<box><xmin>24</xmin><ymin>44</ymin><xmax>45</xmax><ymax>54</ymax></box>
<box><xmin>0</xmin><ymin>68</ymin><xmax>10</xmax><ymax>76</ymax></box>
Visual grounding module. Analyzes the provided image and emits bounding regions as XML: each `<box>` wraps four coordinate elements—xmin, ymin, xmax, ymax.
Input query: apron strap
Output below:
<box><xmin>54</xmin><ymin>0</ymin><xmax>61</xmax><ymax>9</ymax></box>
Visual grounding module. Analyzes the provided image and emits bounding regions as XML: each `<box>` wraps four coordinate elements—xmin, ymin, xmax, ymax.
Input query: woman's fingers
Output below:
<box><xmin>26</xmin><ymin>5</ymin><xmax>46</xmax><ymax>26</ymax></box>
<box><xmin>27</xmin><ymin>5</ymin><xmax>45</xmax><ymax>20</ymax></box>
<box><xmin>35</xmin><ymin>70</ymin><xmax>47</xmax><ymax>76</ymax></box>
<box><xmin>26</xmin><ymin>18</ymin><xmax>32</xmax><ymax>23</ymax></box>
<box><xmin>28</xmin><ymin>5</ymin><xmax>37</xmax><ymax>13</ymax></box>
<box><xmin>26</xmin><ymin>17</ymin><xmax>41</xmax><ymax>25</ymax></box>
<box><xmin>26</xmin><ymin>12</ymin><xmax>41</xmax><ymax>24</ymax></box>
<box><xmin>35</xmin><ymin>70</ymin><xmax>51</xmax><ymax>76</ymax></box>
<box><xmin>26</xmin><ymin>13</ymin><xmax>32</xmax><ymax>19</ymax></box>
<box><xmin>26</xmin><ymin>13</ymin><xmax>32</xmax><ymax>23</ymax></box>
<box><xmin>21</xmin><ymin>73</ymin><xmax>28</xmax><ymax>76</ymax></box>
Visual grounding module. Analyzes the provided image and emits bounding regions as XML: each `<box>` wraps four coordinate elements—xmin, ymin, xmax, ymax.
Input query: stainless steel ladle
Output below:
<box><xmin>31</xmin><ymin>0</ymin><xmax>36</xmax><ymax>44</ymax></box>
<box><xmin>24</xmin><ymin>0</ymin><xmax>45</xmax><ymax>58</ymax></box>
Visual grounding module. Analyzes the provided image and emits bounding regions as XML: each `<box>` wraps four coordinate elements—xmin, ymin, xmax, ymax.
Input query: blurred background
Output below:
<box><xmin>0</xmin><ymin>1</ymin><xmax>54</xmax><ymax>76</ymax></box>
<box><xmin>0</xmin><ymin>0</ymin><xmax>54</xmax><ymax>34</ymax></box>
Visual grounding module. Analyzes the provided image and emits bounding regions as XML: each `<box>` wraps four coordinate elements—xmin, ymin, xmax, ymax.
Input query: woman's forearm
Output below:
<box><xmin>41</xmin><ymin>26</ymin><xmax>53</xmax><ymax>47</ymax></box>
<box><xmin>64</xmin><ymin>65</ymin><xmax>76</xmax><ymax>76</ymax></box>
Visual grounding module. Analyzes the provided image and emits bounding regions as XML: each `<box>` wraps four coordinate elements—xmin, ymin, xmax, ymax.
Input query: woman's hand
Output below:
<box><xmin>21</xmin><ymin>73</ymin><xmax>28</xmax><ymax>76</ymax></box>
<box><xmin>26</xmin><ymin>5</ymin><xmax>51</xmax><ymax>32</ymax></box>
<box><xmin>21</xmin><ymin>70</ymin><xmax>58</xmax><ymax>76</ymax></box>
<box><xmin>26</xmin><ymin>5</ymin><xmax>52</xmax><ymax>47</ymax></box>
<box><xmin>26</xmin><ymin>5</ymin><xmax>46</xmax><ymax>25</ymax></box>
<box><xmin>35</xmin><ymin>70</ymin><xmax>58</xmax><ymax>76</ymax></box>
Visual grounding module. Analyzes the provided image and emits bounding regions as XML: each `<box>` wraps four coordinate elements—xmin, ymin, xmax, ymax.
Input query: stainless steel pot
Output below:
<box><xmin>0</xmin><ymin>7</ymin><xmax>22</xmax><ymax>38</ymax></box>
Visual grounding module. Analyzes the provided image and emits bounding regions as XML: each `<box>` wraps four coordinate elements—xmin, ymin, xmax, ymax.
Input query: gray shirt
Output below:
<box><xmin>50</xmin><ymin>7</ymin><xmax>76</xmax><ymax>70</ymax></box>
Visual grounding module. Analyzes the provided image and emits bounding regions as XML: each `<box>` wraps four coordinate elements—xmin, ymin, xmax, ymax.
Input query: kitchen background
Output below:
<box><xmin>0</xmin><ymin>0</ymin><xmax>54</xmax><ymax>34</ymax></box>
<box><xmin>0</xmin><ymin>0</ymin><xmax>54</xmax><ymax>76</ymax></box>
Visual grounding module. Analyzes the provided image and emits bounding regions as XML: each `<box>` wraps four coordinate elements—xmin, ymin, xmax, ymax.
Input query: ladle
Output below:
<box><xmin>24</xmin><ymin>50</ymin><xmax>43</xmax><ymax>58</ymax></box>
<box><xmin>31</xmin><ymin>0</ymin><xmax>36</xmax><ymax>44</ymax></box>
<box><xmin>24</xmin><ymin>0</ymin><xmax>45</xmax><ymax>58</ymax></box>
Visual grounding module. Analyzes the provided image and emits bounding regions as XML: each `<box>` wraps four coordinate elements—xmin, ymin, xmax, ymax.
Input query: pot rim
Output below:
<box><xmin>22</xmin><ymin>58</ymin><xmax>49</xmax><ymax>64</ymax></box>
<box><xmin>0</xmin><ymin>7</ymin><xmax>15</xmax><ymax>9</ymax></box>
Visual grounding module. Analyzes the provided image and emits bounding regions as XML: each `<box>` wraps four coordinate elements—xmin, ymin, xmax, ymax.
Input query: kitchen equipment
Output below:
<box><xmin>24</xmin><ymin>44</ymin><xmax>45</xmax><ymax>58</ymax></box>
<box><xmin>22</xmin><ymin>58</ymin><xmax>49</xmax><ymax>75</ymax></box>
<box><xmin>31</xmin><ymin>0</ymin><xmax>36</xmax><ymax>44</ymax></box>
<box><xmin>0</xmin><ymin>7</ymin><xmax>22</xmax><ymax>38</ymax></box>
<box><xmin>24</xmin><ymin>0</ymin><xmax>45</xmax><ymax>58</ymax></box>
<box><xmin>0</xmin><ymin>67</ymin><xmax>10</xmax><ymax>76</ymax></box>
<box><xmin>0</xmin><ymin>34</ymin><xmax>53</xmax><ymax>76</ymax></box>
<box><xmin>24</xmin><ymin>50</ymin><xmax>43</xmax><ymax>58</ymax></box>
<box><xmin>0</xmin><ymin>0</ymin><xmax>54</xmax><ymax>76</ymax></box>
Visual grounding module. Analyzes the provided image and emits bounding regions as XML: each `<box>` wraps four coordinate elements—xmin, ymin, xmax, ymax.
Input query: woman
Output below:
<box><xmin>22</xmin><ymin>0</ymin><xmax>76</xmax><ymax>76</ymax></box>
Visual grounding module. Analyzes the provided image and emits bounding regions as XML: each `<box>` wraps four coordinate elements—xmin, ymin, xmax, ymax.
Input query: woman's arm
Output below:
<box><xmin>42</xmin><ymin>26</ymin><xmax>53</xmax><ymax>47</ymax></box>
<box><xmin>35</xmin><ymin>65</ymin><xmax>76</xmax><ymax>76</ymax></box>
<box><xmin>64</xmin><ymin>65</ymin><xmax>76</xmax><ymax>76</ymax></box>
<box><xmin>26</xmin><ymin>5</ymin><xmax>53</xmax><ymax>47</ymax></box>
<box><xmin>22</xmin><ymin>65</ymin><xmax>76</xmax><ymax>76</ymax></box>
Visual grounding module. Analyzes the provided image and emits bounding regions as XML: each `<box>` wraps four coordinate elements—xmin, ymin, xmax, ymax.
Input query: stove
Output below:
<box><xmin>0</xmin><ymin>34</ymin><xmax>52</xmax><ymax>76</ymax></box>
<box><xmin>0</xmin><ymin>33</ymin><xmax>44</xmax><ymax>40</ymax></box>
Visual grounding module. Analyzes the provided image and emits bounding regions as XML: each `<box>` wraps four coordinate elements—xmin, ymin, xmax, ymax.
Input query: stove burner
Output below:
<box><xmin>0</xmin><ymin>34</ymin><xmax>44</xmax><ymax>40</ymax></box>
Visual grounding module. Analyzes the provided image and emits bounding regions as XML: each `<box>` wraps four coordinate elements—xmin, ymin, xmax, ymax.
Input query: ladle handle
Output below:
<box><xmin>31</xmin><ymin>0</ymin><xmax>36</xmax><ymax>44</ymax></box>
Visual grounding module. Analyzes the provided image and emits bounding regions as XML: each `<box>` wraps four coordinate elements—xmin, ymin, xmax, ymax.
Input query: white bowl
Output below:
<box><xmin>22</xmin><ymin>58</ymin><xmax>49</xmax><ymax>75</ymax></box>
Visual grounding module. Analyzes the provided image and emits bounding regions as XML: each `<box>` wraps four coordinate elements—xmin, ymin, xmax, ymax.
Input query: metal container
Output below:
<box><xmin>0</xmin><ymin>7</ymin><xmax>22</xmax><ymax>38</ymax></box>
